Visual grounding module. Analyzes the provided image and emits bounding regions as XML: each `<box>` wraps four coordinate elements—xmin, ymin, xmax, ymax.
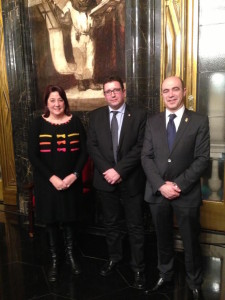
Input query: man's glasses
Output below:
<box><xmin>104</xmin><ymin>88</ymin><xmax>122</xmax><ymax>95</ymax></box>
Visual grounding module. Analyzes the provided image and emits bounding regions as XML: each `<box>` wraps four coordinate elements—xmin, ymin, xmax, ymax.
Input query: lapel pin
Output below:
<box><xmin>128</xmin><ymin>114</ymin><xmax>131</xmax><ymax>117</ymax></box>
<box><xmin>185</xmin><ymin>118</ymin><xmax>188</xmax><ymax>122</ymax></box>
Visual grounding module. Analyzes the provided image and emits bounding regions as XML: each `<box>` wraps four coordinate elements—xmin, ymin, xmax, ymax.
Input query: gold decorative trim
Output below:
<box><xmin>187</xmin><ymin>94</ymin><xmax>194</xmax><ymax>111</ymax></box>
<box><xmin>185</xmin><ymin>0</ymin><xmax>198</xmax><ymax>111</ymax></box>
<box><xmin>160</xmin><ymin>0</ymin><xmax>198</xmax><ymax>111</ymax></box>
<box><xmin>0</xmin><ymin>0</ymin><xmax>17</xmax><ymax>204</ymax></box>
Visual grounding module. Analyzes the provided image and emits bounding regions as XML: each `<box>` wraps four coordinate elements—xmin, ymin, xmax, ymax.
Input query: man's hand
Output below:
<box><xmin>103</xmin><ymin>168</ymin><xmax>121</xmax><ymax>185</ymax></box>
<box><xmin>159</xmin><ymin>181</ymin><xmax>181</xmax><ymax>200</ymax></box>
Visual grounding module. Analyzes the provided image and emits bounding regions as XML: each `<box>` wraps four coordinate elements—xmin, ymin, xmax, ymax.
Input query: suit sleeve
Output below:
<box><xmin>141</xmin><ymin>117</ymin><xmax>165</xmax><ymax>193</ymax></box>
<box><xmin>87</xmin><ymin>112</ymin><xmax>112</xmax><ymax>173</ymax></box>
<box><xmin>174</xmin><ymin>115</ymin><xmax>210</xmax><ymax>193</ymax></box>
<box><xmin>114</xmin><ymin>110</ymin><xmax>147</xmax><ymax>179</ymax></box>
<box><xmin>72</xmin><ymin>116</ymin><xmax>88</xmax><ymax>174</ymax></box>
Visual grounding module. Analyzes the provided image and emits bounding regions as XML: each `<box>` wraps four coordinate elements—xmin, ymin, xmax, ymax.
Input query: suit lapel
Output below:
<box><xmin>171</xmin><ymin>109</ymin><xmax>191</xmax><ymax>152</ymax></box>
<box><xmin>159</xmin><ymin>112</ymin><xmax>168</xmax><ymax>145</ymax></box>
<box><xmin>103</xmin><ymin>106</ymin><xmax>113</xmax><ymax>146</ymax></box>
<box><xmin>118</xmin><ymin>105</ymin><xmax>132</xmax><ymax>148</ymax></box>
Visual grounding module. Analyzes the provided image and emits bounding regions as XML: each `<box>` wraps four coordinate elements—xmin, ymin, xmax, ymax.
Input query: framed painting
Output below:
<box><xmin>28</xmin><ymin>0</ymin><xmax>125</xmax><ymax>111</ymax></box>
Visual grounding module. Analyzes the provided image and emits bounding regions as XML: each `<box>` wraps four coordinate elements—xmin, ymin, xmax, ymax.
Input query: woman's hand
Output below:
<box><xmin>49</xmin><ymin>175</ymin><xmax>67</xmax><ymax>191</ymax></box>
<box><xmin>62</xmin><ymin>173</ymin><xmax>78</xmax><ymax>188</ymax></box>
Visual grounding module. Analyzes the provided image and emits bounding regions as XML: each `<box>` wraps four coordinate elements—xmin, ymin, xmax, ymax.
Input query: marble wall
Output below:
<box><xmin>2</xmin><ymin>0</ymin><xmax>161</xmax><ymax>214</ymax></box>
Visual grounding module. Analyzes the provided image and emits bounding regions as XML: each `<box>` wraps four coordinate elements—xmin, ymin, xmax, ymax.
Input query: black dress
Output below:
<box><xmin>28</xmin><ymin>115</ymin><xmax>87</xmax><ymax>224</ymax></box>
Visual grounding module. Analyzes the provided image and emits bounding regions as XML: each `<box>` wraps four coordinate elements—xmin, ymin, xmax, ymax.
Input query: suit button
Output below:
<box><xmin>168</xmin><ymin>159</ymin><xmax>172</xmax><ymax>163</ymax></box>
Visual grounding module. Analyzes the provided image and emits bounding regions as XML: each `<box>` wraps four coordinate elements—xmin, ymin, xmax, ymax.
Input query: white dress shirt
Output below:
<box><xmin>109</xmin><ymin>103</ymin><xmax>126</xmax><ymax>142</ymax></box>
<box><xmin>166</xmin><ymin>105</ymin><xmax>185</xmax><ymax>131</ymax></box>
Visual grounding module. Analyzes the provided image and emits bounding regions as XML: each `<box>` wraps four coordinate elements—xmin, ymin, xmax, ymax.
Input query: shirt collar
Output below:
<box><xmin>109</xmin><ymin>103</ymin><xmax>126</xmax><ymax>114</ymax></box>
<box><xmin>166</xmin><ymin>105</ymin><xmax>185</xmax><ymax>119</ymax></box>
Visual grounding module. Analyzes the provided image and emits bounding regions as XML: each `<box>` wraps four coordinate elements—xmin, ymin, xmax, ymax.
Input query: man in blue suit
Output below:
<box><xmin>141</xmin><ymin>76</ymin><xmax>210</xmax><ymax>299</ymax></box>
<box><xmin>87</xmin><ymin>75</ymin><xmax>146</xmax><ymax>289</ymax></box>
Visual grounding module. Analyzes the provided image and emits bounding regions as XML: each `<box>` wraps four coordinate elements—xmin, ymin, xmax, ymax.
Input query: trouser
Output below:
<box><xmin>99</xmin><ymin>186</ymin><xmax>145</xmax><ymax>272</ymax></box>
<box><xmin>150</xmin><ymin>200</ymin><xmax>203</xmax><ymax>289</ymax></box>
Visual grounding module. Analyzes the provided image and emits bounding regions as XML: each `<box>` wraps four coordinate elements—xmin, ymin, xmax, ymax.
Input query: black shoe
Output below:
<box><xmin>48</xmin><ymin>258</ymin><xmax>58</xmax><ymax>282</ymax></box>
<box><xmin>133</xmin><ymin>271</ymin><xmax>145</xmax><ymax>289</ymax></box>
<box><xmin>191</xmin><ymin>288</ymin><xmax>202</xmax><ymax>300</ymax></box>
<box><xmin>100</xmin><ymin>260</ymin><xmax>118</xmax><ymax>276</ymax></box>
<box><xmin>66</xmin><ymin>255</ymin><xmax>82</xmax><ymax>275</ymax></box>
<box><xmin>144</xmin><ymin>277</ymin><xmax>173</xmax><ymax>295</ymax></box>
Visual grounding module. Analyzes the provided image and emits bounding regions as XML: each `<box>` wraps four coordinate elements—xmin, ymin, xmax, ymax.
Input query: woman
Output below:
<box><xmin>28</xmin><ymin>85</ymin><xmax>87</xmax><ymax>282</ymax></box>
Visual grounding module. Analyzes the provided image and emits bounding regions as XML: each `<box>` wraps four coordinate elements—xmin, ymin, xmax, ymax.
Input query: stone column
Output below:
<box><xmin>125</xmin><ymin>0</ymin><xmax>161</xmax><ymax>114</ymax></box>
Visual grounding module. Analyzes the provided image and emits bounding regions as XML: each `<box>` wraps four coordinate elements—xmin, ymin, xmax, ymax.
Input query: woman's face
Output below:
<box><xmin>47</xmin><ymin>91</ymin><xmax>65</xmax><ymax>118</ymax></box>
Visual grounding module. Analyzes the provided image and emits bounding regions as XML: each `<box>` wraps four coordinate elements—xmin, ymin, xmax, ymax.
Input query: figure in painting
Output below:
<box><xmin>54</xmin><ymin>0</ymin><xmax>101</xmax><ymax>91</ymax></box>
<box><xmin>28</xmin><ymin>0</ymin><xmax>125</xmax><ymax>94</ymax></box>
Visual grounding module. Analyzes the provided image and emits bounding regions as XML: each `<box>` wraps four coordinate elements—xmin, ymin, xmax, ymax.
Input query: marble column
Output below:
<box><xmin>126</xmin><ymin>0</ymin><xmax>161</xmax><ymax>114</ymax></box>
<box><xmin>2</xmin><ymin>0</ymin><xmax>36</xmax><ymax>212</ymax></box>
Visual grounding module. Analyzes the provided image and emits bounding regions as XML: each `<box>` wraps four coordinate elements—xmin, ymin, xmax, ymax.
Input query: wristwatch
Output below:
<box><xmin>73</xmin><ymin>171</ymin><xmax>80</xmax><ymax>178</ymax></box>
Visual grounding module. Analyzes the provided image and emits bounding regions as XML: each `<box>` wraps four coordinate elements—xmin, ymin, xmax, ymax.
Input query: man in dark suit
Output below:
<box><xmin>87</xmin><ymin>75</ymin><xmax>147</xmax><ymax>289</ymax></box>
<box><xmin>141</xmin><ymin>76</ymin><xmax>210</xmax><ymax>299</ymax></box>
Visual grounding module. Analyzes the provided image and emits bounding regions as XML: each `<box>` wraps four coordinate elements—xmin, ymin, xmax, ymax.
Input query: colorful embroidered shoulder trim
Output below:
<box><xmin>68</xmin><ymin>133</ymin><xmax>79</xmax><ymax>137</ymax></box>
<box><xmin>39</xmin><ymin>134</ymin><xmax>52</xmax><ymax>138</ymax></box>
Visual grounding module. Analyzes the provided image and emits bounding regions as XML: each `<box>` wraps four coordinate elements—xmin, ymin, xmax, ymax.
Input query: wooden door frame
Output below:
<box><xmin>0</xmin><ymin>0</ymin><xmax>17</xmax><ymax>205</ymax></box>
<box><xmin>160</xmin><ymin>0</ymin><xmax>225</xmax><ymax>232</ymax></box>
<box><xmin>160</xmin><ymin>0</ymin><xmax>198</xmax><ymax>110</ymax></box>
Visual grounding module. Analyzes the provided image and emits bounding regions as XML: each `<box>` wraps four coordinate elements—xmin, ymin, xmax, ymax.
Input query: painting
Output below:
<box><xmin>28</xmin><ymin>0</ymin><xmax>125</xmax><ymax>111</ymax></box>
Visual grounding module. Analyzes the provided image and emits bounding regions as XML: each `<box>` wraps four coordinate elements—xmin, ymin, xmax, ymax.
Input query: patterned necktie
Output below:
<box><xmin>167</xmin><ymin>114</ymin><xmax>177</xmax><ymax>151</ymax></box>
<box><xmin>111</xmin><ymin>111</ymin><xmax>119</xmax><ymax>162</ymax></box>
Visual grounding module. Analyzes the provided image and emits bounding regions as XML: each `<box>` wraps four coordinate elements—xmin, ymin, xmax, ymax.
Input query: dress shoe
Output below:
<box><xmin>66</xmin><ymin>257</ymin><xmax>82</xmax><ymax>275</ymax></box>
<box><xmin>133</xmin><ymin>271</ymin><xmax>145</xmax><ymax>289</ymax></box>
<box><xmin>47</xmin><ymin>260</ymin><xmax>58</xmax><ymax>282</ymax></box>
<box><xmin>144</xmin><ymin>277</ymin><xmax>173</xmax><ymax>295</ymax></box>
<box><xmin>99</xmin><ymin>260</ymin><xmax>118</xmax><ymax>276</ymax></box>
<box><xmin>191</xmin><ymin>288</ymin><xmax>201</xmax><ymax>300</ymax></box>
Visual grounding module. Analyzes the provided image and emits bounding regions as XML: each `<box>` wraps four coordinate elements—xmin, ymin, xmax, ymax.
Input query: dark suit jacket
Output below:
<box><xmin>87</xmin><ymin>104</ymin><xmax>147</xmax><ymax>196</ymax></box>
<box><xmin>141</xmin><ymin>108</ymin><xmax>210</xmax><ymax>207</ymax></box>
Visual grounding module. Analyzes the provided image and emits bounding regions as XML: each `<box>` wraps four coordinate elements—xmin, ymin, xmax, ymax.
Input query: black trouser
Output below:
<box><xmin>99</xmin><ymin>185</ymin><xmax>145</xmax><ymax>272</ymax></box>
<box><xmin>150</xmin><ymin>200</ymin><xmax>202</xmax><ymax>289</ymax></box>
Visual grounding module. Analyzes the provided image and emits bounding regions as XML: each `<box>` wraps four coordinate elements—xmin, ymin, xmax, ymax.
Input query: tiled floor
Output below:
<box><xmin>0</xmin><ymin>209</ymin><xmax>223</xmax><ymax>300</ymax></box>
